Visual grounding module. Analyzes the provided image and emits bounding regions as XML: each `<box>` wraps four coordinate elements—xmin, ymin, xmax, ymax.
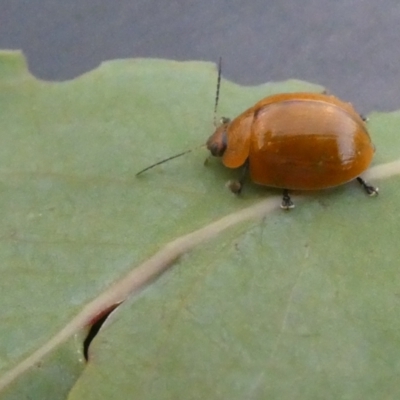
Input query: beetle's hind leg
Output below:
<box><xmin>281</xmin><ymin>189</ymin><xmax>295</xmax><ymax>210</ymax></box>
<box><xmin>356</xmin><ymin>177</ymin><xmax>379</xmax><ymax>196</ymax></box>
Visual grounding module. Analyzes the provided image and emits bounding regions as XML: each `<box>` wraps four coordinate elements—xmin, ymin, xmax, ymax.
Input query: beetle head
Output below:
<box><xmin>206</xmin><ymin>117</ymin><xmax>230</xmax><ymax>157</ymax></box>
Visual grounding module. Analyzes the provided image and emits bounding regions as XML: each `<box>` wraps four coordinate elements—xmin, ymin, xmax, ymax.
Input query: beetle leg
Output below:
<box><xmin>227</xmin><ymin>159</ymin><xmax>249</xmax><ymax>195</ymax></box>
<box><xmin>237</xmin><ymin>159</ymin><xmax>249</xmax><ymax>191</ymax></box>
<box><xmin>227</xmin><ymin>180</ymin><xmax>242</xmax><ymax>194</ymax></box>
<box><xmin>356</xmin><ymin>177</ymin><xmax>379</xmax><ymax>196</ymax></box>
<box><xmin>281</xmin><ymin>189</ymin><xmax>295</xmax><ymax>209</ymax></box>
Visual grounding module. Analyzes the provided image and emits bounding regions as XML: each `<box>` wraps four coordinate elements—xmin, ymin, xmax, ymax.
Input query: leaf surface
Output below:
<box><xmin>0</xmin><ymin>51</ymin><xmax>399</xmax><ymax>400</ymax></box>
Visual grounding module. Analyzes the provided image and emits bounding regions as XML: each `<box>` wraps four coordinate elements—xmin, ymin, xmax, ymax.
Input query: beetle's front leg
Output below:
<box><xmin>227</xmin><ymin>159</ymin><xmax>249</xmax><ymax>194</ymax></box>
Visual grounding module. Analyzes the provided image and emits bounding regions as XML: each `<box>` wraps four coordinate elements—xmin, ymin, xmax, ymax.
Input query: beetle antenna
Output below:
<box><xmin>213</xmin><ymin>57</ymin><xmax>222</xmax><ymax>127</ymax></box>
<box><xmin>137</xmin><ymin>60</ymin><xmax>222</xmax><ymax>177</ymax></box>
<box><xmin>136</xmin><ymin>145</ymin><xmax>205</xmax><ymax>176</ymax></box>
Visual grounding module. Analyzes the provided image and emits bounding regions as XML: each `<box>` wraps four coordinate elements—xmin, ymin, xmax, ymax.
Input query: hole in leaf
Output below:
<box><xmin>83</xmin><ymin>303</ymin><xmax>121</xmax><ymax>361</ymax></box>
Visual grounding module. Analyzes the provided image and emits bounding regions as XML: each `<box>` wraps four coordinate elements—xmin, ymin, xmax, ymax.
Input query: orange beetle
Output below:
<box><xmin>206</xmin><ymin>91</ymin><xmax>378</xmax><ymax>209</ymax></box>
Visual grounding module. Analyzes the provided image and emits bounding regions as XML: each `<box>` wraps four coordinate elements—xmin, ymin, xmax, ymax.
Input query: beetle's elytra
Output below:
<box><xmin>206</xmin><ymin>92</ymin><xmax>378</xmax><ymax>209</ymax></box>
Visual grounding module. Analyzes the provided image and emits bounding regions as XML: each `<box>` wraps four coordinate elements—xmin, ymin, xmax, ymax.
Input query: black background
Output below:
<box><xmin>2</xmin><ymin>1</ymin><xmax>400</xmax><ymax>114</ymax></box>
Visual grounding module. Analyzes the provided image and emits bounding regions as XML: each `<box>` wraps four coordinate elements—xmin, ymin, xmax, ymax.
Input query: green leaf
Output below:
<box><xmin>1</xmin><ymin>50</ymin><xmax>399</xmax><ymax>399</ymax></box>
